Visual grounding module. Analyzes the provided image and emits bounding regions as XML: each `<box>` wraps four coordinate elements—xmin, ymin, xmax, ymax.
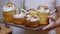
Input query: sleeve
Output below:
<box><xmin>56</xmin><ymin>0</ymin><xmax>60</xmax><ymax>7</ymax></box>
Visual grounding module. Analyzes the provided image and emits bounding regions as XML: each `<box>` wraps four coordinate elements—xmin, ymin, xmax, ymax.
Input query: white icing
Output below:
<box><xmin>26</xmin><ymin>15</ymin><xmax>31</xmax><ymax>20</ymax></box>
<box><xmin>26</xmin><ymin>17</ymin><xmax>31</xmax><ymax>20</ymax></box>
<box><xmin>26</xmin><ymin>15</ymin><xmax>40</xmax><ymax>22</ymax></box>
<box><xmin>44</xmin><ymin>9</ymin><xmax>50</xmax><ymax>13</ymax></box>
<box><xmin>24</xmin><ymin>10</ymin><xmax>27</xmax><ymax>13</ymax></box>
<box><xmin>38</xmin><ymin>7</ymin><xmax>45</xmax><ymax>13</ymax></box>
<box><xmin>28</xmin><ymin>10</ymin><xmax>33</xmax><ymax>12</ymax></box>
<box><xmin>25</xmin><ymin>12</ymin><xmax>29</xmax><ymax>14</ymax></box>
<box><xmin>30</xmin><ymin>17</ymin><xmax>39</xmax><ymax>22</ymax></box>
<box><xmin>30</xmin><ymin>18</ymin><xmax>36</xmax><ymax>22</ymax></box>
<box><xmin>3</xmin><ymin>5</ymin><xmax>16</xmax><ymax>12</ymax></box>
<box><xmin>30</xmin><ymin>15</ymin><xmax>40</xmax><ymax>22</ymax></box>
<box><xmin>13</xmin><ymin>14</ymin><xmax>25</xmax><ymax>18</ymax></box>
<box><xmin>26</xmin><ymin>15</ymin><xmax>32</xmax><ymax>18</ymax></box>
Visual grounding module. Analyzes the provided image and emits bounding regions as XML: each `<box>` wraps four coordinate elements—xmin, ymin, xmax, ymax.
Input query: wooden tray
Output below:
<box><xmin>0</xmin><ymin>25</ymin><xmax>12</xmax><ymax>34</ymax></box>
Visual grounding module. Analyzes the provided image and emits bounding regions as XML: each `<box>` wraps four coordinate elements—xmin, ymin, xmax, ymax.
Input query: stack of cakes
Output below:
<box><xmin>3</xmin><ymin>2</ymin><xmax>50</xmax><ymax>28</ymax></box>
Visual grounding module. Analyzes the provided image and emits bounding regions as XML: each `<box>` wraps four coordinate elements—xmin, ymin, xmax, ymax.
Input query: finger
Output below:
<box><xmin>48</xmin><ymin>16</ymin><xmax>55</xmax><ymax>19</ymax></box>
<box><xmin>49</xmin><ymin>18</ymin><xmax>55</xmax><ymax>24</ymax></box>
<box><xmin>42</xmin><ymin>21</ymin><xmax>58</xmax><ymax>31</ymax></box>
<box><xmin>42</xmin><ymin>23</ymin><xmax>54</xmax><ymax>30</ymax></box>
<box><xmin>48</xmin><ymin>16</ymin><xmax>56</xmax><ymax>23</ymax></box>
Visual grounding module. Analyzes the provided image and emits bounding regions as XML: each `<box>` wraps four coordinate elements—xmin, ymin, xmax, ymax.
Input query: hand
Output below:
<box><xmin>42</xmin><ymin>15</ymin><xmax>60</xmax><ymax>31</ymax></box>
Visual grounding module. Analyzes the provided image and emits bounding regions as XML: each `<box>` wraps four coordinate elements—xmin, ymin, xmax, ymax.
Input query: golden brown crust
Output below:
<box><xmin>25</xmin><ymin>20</ymin><xmax>40</xmax><ymax>28</ymax></box>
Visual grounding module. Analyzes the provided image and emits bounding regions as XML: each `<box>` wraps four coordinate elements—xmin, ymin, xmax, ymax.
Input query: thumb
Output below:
<box><xmin>48</xmin><ymin>15</ymin><xmax>56</xmax><ymax>22</ymax></box>
<box><xmin>42</xmin><ymin>19</ymin><xmax>54</xmax><ymax>30</ymax></box>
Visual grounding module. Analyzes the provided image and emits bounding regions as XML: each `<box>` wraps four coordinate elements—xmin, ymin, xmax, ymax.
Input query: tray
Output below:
<box><xmin>0</xmin><ymin>20</ymin><xmax>45</xmax><ymax>30</ymax></box>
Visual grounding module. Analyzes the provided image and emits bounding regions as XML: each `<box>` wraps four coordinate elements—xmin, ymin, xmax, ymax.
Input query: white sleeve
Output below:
<box><xmin>56</xmin><ymin>0</ymin><xmax>60</xmax><ymax>7</ymax></box>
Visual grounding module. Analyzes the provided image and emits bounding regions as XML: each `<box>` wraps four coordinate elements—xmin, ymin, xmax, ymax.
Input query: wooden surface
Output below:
<box><xmin>56</xmin><ymin>27</ymin><xmax>60</xmax><ymax>34</ymax></box>
<box><xmin>24</xmin><ymin>29</ymin><xmax>48</xmax><ymax>34</ymax></box>
<box><xmin>0</xmin><ymin>25</ymin><xmax>12</xmax><ymax>34</ymax></box>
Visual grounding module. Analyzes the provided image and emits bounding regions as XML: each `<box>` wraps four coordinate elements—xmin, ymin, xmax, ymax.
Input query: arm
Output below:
<box><xmin>42</xmin><ymin>0</ymin><xmax>60</xmax><ymax>30</ymax></box>
<box><xmin>56</xmin><ymin>7</ymin><xmax>60</xmax><ymax>17</ymax></box>
<box><xmin>42</xmin><ymin>7</ymin><xmax>60</xmax><ymax>30</ymax></box>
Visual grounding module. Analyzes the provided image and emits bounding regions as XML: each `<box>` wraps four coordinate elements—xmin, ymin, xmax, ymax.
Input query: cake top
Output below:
<box><xmin>26</xmin><ymin>15</ymin><xmax>40</xmax><ymax>22</ymax></box>
<box><xmin>38</xmin><ymin>6</ymin><xmax>50</xmax><ymax>13</ymax></box>
<box><xmin>3</xmin><ymin>2</ymin><xmax>16</xmax><ymax>12</ymax></box>
<box><xmin>13</xmin><ymin>13</ymin><xmax>25</xmax><ymax>18</ymax></box>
